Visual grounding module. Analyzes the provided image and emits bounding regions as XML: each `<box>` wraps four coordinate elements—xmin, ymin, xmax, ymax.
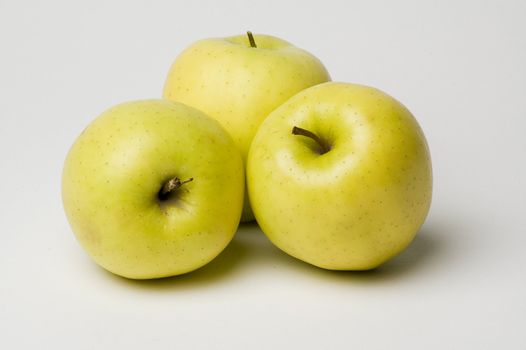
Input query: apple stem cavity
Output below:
<box><xmin>247</xmin><ymin>31</ymin><xmax>257</xmax><ymax>48</ymax></box>
<box><xmin>292</xmin><ymin>126</ymin><xmax>330</xmax><ymax>154</ymax></box>
<box><xmin>158</xmin><ymin>177</ymin><xmax>193</xmax><ymax>201</ymax></box>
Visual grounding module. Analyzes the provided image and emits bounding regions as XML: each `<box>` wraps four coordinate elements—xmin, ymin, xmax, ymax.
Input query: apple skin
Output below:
<box><xmin>163</xmin><ymin>33</ymin><xmax>330</xmax><ymax>221</ymax></box>
<box><xmin>247</xmin><ymin>82</ymin><xmax>432</xmax><ymax>270</ymax></box>
<box><xmin>62</xmin><ymin>100</ymin><xmax>244</xmax><ymax>279</ymax></box>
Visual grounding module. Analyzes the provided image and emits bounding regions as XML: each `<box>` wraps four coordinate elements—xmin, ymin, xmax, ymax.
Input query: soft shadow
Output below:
<box><xmin>97</xmin><ymin>217</ymin><xmax>456</xmax><ymax>288</ymax></box>
<box><xmin>103</xmin><ymin>231</ymin><xmax>251</xmax><ymax>291</ymax></box>
<box><xmin>263</xmin><ymin>219</ymin><xmax>454</xmax><ymax>284</ymax></box>
<box><xmin>329</xmin><ymin>225</ymin><xmax>444</xmax><ymax>283</ymax></box>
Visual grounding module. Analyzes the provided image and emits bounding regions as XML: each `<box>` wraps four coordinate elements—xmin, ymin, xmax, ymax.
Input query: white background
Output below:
<box><xmin>1</xmin><ymin>0</ymin><xmax>525</xmax><ymax>349</ymax></box>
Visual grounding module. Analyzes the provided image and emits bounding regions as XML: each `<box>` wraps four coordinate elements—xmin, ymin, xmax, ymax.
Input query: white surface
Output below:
<box><xmin>1</xmin><ymin>0</ymin><xmax>525</xmax><ymax>349</ymax></box>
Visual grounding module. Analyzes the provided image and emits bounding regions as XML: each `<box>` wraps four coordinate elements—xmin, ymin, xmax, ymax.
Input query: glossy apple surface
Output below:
<box><xmin>62</xmin><ymin>100</ymin><xmax>244</xmax><ymax>279</ymax></box>
<box><xmin>247</xmin><ymin>82</ymin><xmax>432</xmax><ymax>270</ymax></box>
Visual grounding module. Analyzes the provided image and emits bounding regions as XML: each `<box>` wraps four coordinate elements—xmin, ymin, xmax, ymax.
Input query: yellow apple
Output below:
<box><xmin>247</xmin><ymin>82</ymin><xmax>432</xmax><ymax>270</ymax></box>
<box><xmin>163</xmin><ymin>32</ymin><xmax>330</xmax><ymax>221</ymax></box>
<box><xmin>62</xmin><ymin>100</ymin><xmax>244</xmax><ymax>279</ymax></box>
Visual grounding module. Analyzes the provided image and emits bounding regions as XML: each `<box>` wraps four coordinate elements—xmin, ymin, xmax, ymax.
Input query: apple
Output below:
<box><xmin>247</xmin><ymin>82</ymin><xmax>432</xmax><ymax>270</ymax></box>
<box><xmin>163</xmin><ymin>32</ymin><xmax>330</xmax><ymax>221</ymax></box>
<box><xmin>62</xmin><ymin>100</ymin><xmax>244</xmax><ymax>279</ymax></box>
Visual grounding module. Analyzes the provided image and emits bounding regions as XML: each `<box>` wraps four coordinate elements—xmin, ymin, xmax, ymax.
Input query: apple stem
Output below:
<box><xmin>159</xmin><ymin>177</ymin><xmax>193</xmax><ymax>200</ymax></box>
<box><xmin>292</xmin><ymin>126</ymin><xmax>330</xmax><ymax>154</ymax></box>
<box><xmin>247</xmin><ymin>31</ymin><xmax>257</xmax><ymax>48</ymax></box>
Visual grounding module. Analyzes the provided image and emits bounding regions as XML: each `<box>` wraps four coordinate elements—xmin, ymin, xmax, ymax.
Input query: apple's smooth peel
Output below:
<box><xmin>62</xmin><ymin>100</ymin><xmax>244</xmax><ymax>279</ymax></box>
<box><xmin>163</xmin><ymin>32</ymin><xmax>331</xmax><ymax>221</ymax></box>
<box><xmin>247</xmin><ymin>82</ymin><xmax>432</xmax><ymax>270</ymax></box>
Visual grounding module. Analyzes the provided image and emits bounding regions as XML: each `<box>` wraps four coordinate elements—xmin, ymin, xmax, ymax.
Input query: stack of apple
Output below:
<box><xmin>62</xmin><ymin>32</ymin><xmax>432</xmax><ymax>279</ymax></box>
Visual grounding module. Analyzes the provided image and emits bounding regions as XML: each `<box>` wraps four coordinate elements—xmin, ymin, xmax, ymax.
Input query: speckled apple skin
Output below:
<box><xmin>163</xmin><ymin>34</ymin><xmax>330</xmax><ymax>221</ymax></box>
<box><xmin>247</xmin><ymin>82</ymin><xmax>432</xmax><ymax>270</ymax></box>
<box><xmin>62</xmin><ymin>100</ymin><xmax>244</xmax><ymax>279</ymax></box>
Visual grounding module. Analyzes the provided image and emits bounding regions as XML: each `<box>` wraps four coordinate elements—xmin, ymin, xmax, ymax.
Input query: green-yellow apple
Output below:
<box><xmin>62</xmin><ymin>100</ymin><xmax>244</xmax><ymax>279</ymax></box>
<box><xmin>163</xmin><ymin>32</ymin><xmax>330</xmax><ymax>221</ymax></box>
<box><xmin>247</xmin><ymin>82</ymin><xmax>432</xmax><ymax>270</ymax></box>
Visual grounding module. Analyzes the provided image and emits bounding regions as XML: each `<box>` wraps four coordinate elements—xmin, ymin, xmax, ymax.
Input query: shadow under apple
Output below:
<box><xmin>266</xmin><ymin>218</ymin><xmax>453</xmax><ymax>284</ymax></box>
<box><xmin>102</xmin><ymin>216</ymin><xmax>454</xmax><ymax>289</ymax></box>
<box><xmin>101</xmin><ymin>230</ymin><xmax>252</xmax><ymax>291</ymax></box>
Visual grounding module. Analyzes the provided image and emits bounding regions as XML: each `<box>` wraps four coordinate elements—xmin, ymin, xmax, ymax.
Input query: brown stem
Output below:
<box><xmin>292</xmin><ymin>126</ymin><xmax>330</xmax><ymax>154</ymax></box>
<box><xmin>159</xmin><ymin>177</ymin><xmax>193</xmax><ymax>200</ymax></box>
<box><xmin>247</xmin><ymin>31</ymin><xmax>257</xmax><ymax>48</ymax></box>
